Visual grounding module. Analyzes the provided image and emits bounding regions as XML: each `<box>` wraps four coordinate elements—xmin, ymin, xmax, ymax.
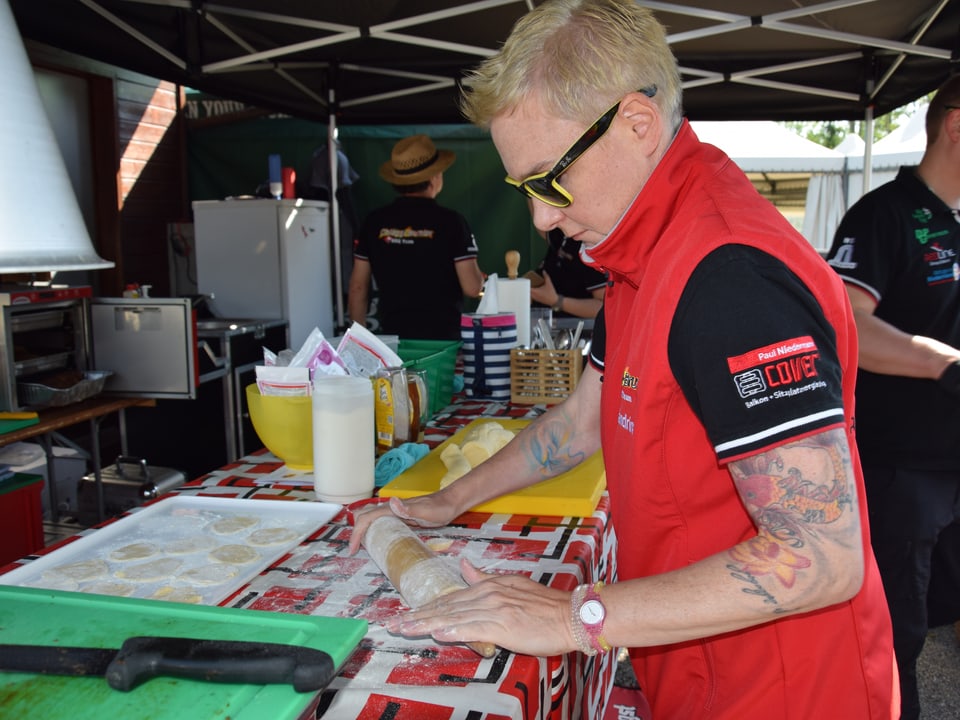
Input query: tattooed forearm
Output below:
<box><xmin>521</xmin><ymin>413</ymin><xmax>586</xmax><ymax>477</ymax></box>
<box><xmin>725</xmin><ymin>427</ymin><xmax>858</xmax><ymax>605</ymax></box>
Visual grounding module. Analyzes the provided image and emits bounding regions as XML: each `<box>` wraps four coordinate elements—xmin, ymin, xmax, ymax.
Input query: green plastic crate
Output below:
<box><xmin>399</xmin><ymin>339</ymin><xmax>461</xmax><ymax>417</ymax></box>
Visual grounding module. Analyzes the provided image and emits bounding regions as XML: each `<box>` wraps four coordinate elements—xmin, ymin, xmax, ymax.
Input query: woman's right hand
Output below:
<box><xmin>347</xmin><ymin>493</ymin><xmax>459</xmax><ymax>555</ymax></box>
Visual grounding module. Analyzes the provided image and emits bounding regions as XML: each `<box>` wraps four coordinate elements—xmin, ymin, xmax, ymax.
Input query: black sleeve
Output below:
<box><xmin>668</xmin><ymin>245</ymin><xmax>845</xmax><ymax>461</ymax></box>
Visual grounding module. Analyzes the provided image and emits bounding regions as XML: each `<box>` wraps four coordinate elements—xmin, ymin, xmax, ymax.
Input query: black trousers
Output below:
<box><xmin>862</xmin><ymin>463</ymin><xmax>960</xmax><ymax>720</ymax></box>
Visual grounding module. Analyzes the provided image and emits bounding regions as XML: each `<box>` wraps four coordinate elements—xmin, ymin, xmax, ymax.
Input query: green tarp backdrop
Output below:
<box><xmin>186</xmin><ymin>115</ymin><xmax>546</xmax><ymax>285</ymax></box>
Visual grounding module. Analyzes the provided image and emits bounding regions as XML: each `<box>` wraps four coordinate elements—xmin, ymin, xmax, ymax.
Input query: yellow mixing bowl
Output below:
<box><xmin>245</xmin><ymin>383</ymin><xmax>313</xmax><ymax>470</ymax></box>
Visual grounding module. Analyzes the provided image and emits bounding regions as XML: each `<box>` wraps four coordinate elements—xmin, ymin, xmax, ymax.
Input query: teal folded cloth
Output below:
<box><xmin>452</xmin><ymin>374</ymin><xmax>465</xmax><ymax>393</ymax></box>
<box><xmin>374</xmin><ymin>442</ymin><xmax>430</xmax><ymax>487</ymax></box>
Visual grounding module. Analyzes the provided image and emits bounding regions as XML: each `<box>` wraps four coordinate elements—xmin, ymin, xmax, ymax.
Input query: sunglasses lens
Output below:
<box><xmin>526</xmin><ymin>178</ymin><xmax>570</xmax><ymax>208</ymax></box>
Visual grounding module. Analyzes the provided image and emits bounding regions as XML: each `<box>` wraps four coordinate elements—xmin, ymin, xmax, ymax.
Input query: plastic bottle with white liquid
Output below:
<box><xmin>311</xmin><ymin>375</ymin><xmax>375</xmax><ymax>503</ymax></box>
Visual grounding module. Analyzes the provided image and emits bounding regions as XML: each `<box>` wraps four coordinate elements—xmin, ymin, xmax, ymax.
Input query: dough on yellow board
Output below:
<box><xmin>438</xmin><ymin>422</ymin><xmax>516</xmax><ymax>488</ymax></box>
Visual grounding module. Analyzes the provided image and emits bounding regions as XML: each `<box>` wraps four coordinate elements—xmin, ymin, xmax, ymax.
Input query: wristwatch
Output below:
<box><xmin>552</xmin><ymin>294</ymin><xmax>565</xmax><ymax>312</ymax></box>
<box><xmin>570</xmin><ymin>582</ymin><xmax>611</xmax><ymax>655</ymax></box>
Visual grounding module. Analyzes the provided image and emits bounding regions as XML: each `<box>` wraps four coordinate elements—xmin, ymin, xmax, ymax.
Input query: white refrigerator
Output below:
<box><xmin>192</xmin><ymin>199</ymin><xmax>334</xmax><ymax>349</ymax></box>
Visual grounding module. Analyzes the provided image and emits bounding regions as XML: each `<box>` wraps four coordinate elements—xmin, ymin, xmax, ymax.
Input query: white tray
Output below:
<box><xmin>0</xmin><ymin>496</ymin><xmax>341</xmax><ymax>605</ymax></box>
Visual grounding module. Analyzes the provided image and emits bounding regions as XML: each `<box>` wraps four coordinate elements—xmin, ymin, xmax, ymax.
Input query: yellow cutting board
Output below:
<box><xmin>379</xmin><ymin>418</ymin><xmax>606</xmax><ymax>517</ymax></box>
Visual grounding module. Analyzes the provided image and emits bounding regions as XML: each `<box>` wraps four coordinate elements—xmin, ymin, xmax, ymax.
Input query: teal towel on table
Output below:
<box><xmin>375</xmin><ymin>443</ymin><xmax>430</xmax><ymax>487</ymax></box>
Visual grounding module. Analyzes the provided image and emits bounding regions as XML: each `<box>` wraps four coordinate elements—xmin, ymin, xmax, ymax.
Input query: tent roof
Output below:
<box><xmin>691</xmin><ymin>120</ymin><xmax>845</xmax><ymax>171</ymax></box>
<box><xmin>10</xmin><ymin>0</ymin><xmax>960</xmax><ymax>125</ymax></box>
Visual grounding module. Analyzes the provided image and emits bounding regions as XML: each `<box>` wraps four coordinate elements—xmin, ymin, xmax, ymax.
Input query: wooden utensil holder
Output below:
<box><xmin>510</xmin><ymin>348</ymin><xmax>583</xmax><ymax>405</ymax></box>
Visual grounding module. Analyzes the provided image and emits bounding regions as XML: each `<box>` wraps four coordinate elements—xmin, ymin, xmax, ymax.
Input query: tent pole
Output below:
<box><xmin>329</xmin><ymin>88</ymin><xmax>344</xmax><ymax>330</ymax></box>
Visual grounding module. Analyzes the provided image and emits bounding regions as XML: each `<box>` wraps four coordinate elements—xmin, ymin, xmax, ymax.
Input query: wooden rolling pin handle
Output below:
<box><xmin>505</xmin><ymin>250</ymin><xmax>520</xmax><ymax>280</ymax></box>
<box><xmin>364</xmin><ymin>516</ymin><xmax>498</xmax><ymax>658</ymax></box>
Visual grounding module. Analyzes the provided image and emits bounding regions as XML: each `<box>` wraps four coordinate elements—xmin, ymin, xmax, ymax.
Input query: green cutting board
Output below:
<box><xmin>0</xmin><ymin>586</ymin><xmax>367</xmax><ymax>719</ymax></box>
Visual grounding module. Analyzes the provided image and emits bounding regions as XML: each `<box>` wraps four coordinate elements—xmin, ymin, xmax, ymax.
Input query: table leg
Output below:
<box><xmin>88</xmin><ymin>417</ymin><xmax>104</xmax><ymax>523</ymax></box>
<box><xmin>38</xmin><ymin>432</ymin><xmax>60</xmax><ymax>523</ymax></box>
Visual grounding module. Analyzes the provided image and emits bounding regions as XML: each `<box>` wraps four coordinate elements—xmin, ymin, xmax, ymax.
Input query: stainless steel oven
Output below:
<box><xmin>0</xmin><ymin>286</ymin><xmax>91</xmax><ymax>412</ymax></box>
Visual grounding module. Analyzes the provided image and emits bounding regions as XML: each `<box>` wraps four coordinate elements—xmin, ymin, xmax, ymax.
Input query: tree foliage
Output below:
<box><xmin>781</xmin><ymin>95</ymin><xmax>932</xmax><ymax>149</ymax></box>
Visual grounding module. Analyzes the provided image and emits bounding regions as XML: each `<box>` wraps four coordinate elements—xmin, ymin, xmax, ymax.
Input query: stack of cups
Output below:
<box><xmin>312</xmin><ymin>375</ymin><xmax>375</xmax><ymax>503</ymax></box>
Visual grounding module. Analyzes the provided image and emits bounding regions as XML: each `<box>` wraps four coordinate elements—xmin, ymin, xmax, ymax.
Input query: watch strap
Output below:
<box><xmin>552</xmin><ymin>294</ymin><xmax>565</xmax><ymax>312</ymax></box>
<box><xmin>570</xmin><ymin>582</ymin><xmax>611</xmax><ymax>655</ymax></box>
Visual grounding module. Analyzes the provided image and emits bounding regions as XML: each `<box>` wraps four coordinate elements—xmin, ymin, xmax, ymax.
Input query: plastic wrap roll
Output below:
<box><xmin>364</xmin><ymin>515</ymin><xmax>496</xmax><ymax>657</ymax></box>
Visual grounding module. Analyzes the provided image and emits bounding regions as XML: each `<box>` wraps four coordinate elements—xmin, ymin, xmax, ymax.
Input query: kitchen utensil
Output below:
<box><xmin>0</xmin><ymin>636</ymin><xmax>334</xmax><ymax>692</ymax></box>
<box><xmin>0</xmin><ymin>495</ymin><xmax>342</xmax><ymax>606</ymax></box>
<box><xmin>571</xmin><ymin>320</ymin><xmax>584</xmax><ymax>349</ymax></box>
<box><xmin>380</xmin><ymin>418</ymin><xmax>606</xmax><ymax>517</ymax></box>
<box><xmin>246</xmin><ymin>384</ymin><xmax>313</xmax><ymax>469</ymax></box>
<box><xmin>555</xmin><ymin>328</ymin><xmax>572</xmax><ymax>349</ymax></box>
<box><xmin>538</xmin><ymin>317</ymin><xmax>555</xmax><ymax>349</ymax></box>
<box><xmin>364</xmin><ymin>516</ymin><xmax>497</xmax><ymax>658</ymax></box>
<box><xmin>0</xmin><ymin>586</ymin><xmax>367</xmax><ymax>720</ymax></box>
<box><xmin>495</xmin><ymin>250</ymin><xmax>531</xmax><ymax>347</ymax></box>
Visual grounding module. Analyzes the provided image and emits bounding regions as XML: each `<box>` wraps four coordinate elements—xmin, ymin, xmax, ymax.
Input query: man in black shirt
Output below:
<box><xmin>826</xmin><ymin>75</ymin><xmax>960</xmax><ymax>720</ymax></box>
<box><xmin>348</xmin><ymin>134</ymin><xmax>484</xmax><ymax>340</ymax></box>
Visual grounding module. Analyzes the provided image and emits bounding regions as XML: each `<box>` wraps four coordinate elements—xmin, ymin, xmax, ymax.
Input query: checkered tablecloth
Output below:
<box><xmin>18</xmin><ymin>394</ymin><xmax>620</xmax><ymax>719</ymax></box>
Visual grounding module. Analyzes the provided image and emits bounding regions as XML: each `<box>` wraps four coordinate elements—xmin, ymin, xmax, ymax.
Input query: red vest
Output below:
<box><xmin>586</xmin><ymin>121</ymin><xmax>897</xmax><ymax>719</ymax></box>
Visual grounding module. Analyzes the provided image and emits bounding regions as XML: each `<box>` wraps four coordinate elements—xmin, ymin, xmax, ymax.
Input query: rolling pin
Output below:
<box><xmin>497</xmin><ymin>250</ymin><xmax>531</xmax><ymax>347</ymax></box>
<box><xmin>364</xmin><ymin>515</ymin><xmax>497</xmax><ymax>658</ymax></box>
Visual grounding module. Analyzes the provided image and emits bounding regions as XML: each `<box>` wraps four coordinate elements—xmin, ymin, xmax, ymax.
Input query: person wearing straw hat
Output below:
<box><xmin>348</xmin><ymin>134</ymin><xmax>484</xmax><ymax>340</ymax></box>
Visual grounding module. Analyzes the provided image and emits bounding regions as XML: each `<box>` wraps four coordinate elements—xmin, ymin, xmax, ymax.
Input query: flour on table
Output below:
<box><xmin>151</xmin><ymin>586</ymin><xmax>203</xmax><ymax>604</ymax></box>
<box><xmin>114</xmin><ymin>557</ymin><xmax>182</xmax><ymax>582</ymax></box>
<box><xmin>247</xmin><ymin>527</ymin><xmax>298</xmax><ymax>547</ymax></box>
<box><xmin>210</xmin><ymin>515</ymin><xmax>259</xmax><ymax>535</ymax></box>
<box><xmin>164</xmin><ymin>535</ymin><xmax>218</xmax><ymax>555</ymax></box>
<box><xmin>48</xmin><ymin>559</ymin><xmax>108</xmax><ymax>581</ymax></box>
<box><xmin>178</xmin><ymin>563</ymin><xmax>241</xmax><ymax>586</ymax></box>
<box><xmin>86</xmin><ymin>581</ymin><xmax>136</xmax><ymax>597</ymax></box>
<box><xmin>109</xmin><ymin>542</ymin><xmax>158</xmax><ymax>562</ymax></box>
<box><xmin>209</xmin><ymin>544</ymin><xmax>259</xmax><ymax>564</ymax></box>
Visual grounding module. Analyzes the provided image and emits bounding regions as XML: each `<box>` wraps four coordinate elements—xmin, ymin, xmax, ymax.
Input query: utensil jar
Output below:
<box><xmin>311</xmin><ymin>375</ymin><xmax>375</xmax><ymax>503</ymax></box>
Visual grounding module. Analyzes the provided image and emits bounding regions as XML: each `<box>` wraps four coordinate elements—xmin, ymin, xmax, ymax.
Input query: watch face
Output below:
<box><xmin>579</xmin><ymin>599</ymin><xmax>605</xmax><ymax>625</ymax></box>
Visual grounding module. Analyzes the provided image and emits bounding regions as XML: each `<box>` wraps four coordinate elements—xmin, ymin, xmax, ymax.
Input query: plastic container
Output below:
<box><xmin>245</xmin><ymin>384</ymin><xmax>313</xmax><ymax>469</ymax></box>
<box><xmin>0</xmin><ymin>473</ymin><xmax>45</xmax><ymax>567</ymax></box>
<box><xmin>398</xmin><ymin>339</ymin><xmax>461</xmax><ymax>417</ymax></box>
<box><xmin>312</xmin><ymin>375</ymin><xmax>375</xmax><ymax>504</ymax></box>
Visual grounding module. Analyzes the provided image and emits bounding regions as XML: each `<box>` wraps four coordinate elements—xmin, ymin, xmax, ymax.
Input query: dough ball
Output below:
<box><xmin>210</xmin><ymin>515</ymin><xmax>258</xmax><ymax>535</ymax></box>
<box><xmin>247</xmin><ymin>527</ymin><xmax>298</xmax><ymax>547</ymax></box>
<box><xmin>151</xmin><ymin>586</ymin><xmax>204</xmax><ymax>604</ymax></box>
<box><xmin>86</xmin><ymin>581</ymin><xmax>135</xmax><ymax>597</ymax></box>
<box><xmin>109</xmin><ymin>542</ymin><xmax>158</xmax><ymax>562</ymax></box>
<box><xmin>165</xmin><ymin>535</ymin><xmax>218</xmax><ymax>555</ymax></box>
<box><xmin>114</xmin><ymin>557</ymin><xmax>182</xmax><ymax>582</ymax></box>
<box><xmin>209</xmin><ymin>544</ymin><xmax>259</xmax><ymax>565</ymax></box>
<box><xmin>178</xmin><ymin>563</ymin><xmax>240</xmax><ymax>586</ymax></box>
<box><xmin>48</xmin><ymin>559</ymin><xmax>108</xmax><ymax>581</ymax></box>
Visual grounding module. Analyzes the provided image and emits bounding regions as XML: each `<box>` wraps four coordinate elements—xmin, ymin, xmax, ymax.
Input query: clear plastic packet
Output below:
<box><xmin>255</xmin><ymin>365</ymin><xmax>311</xmax><ymax>396</ymax></box>
<box><xmin>336</xmin><ymin>323</ymin><xmax>403</xmax><ymax>377</ymax></box>
<box><xmin>288</xmin><ymin>327</ymin><xmax>348</xmax><ymax>376</ymax></box>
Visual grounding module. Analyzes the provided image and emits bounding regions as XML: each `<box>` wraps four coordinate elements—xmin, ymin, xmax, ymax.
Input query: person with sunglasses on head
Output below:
<box><xmin>350</xmin><ymin>1</ymin><xmax>897</xmax><ymax>718</ymax></box>
<box><xmin>824</xmin><ymin>74</ymin><xmax>960</xmax><ymax>720</ymax></box>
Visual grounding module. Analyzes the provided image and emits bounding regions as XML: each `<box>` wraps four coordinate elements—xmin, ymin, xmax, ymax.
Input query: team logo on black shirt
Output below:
<box><xmin>727</xmin><ymin>336</ymin><xmax>826</xmax><ymax>407</ymax></box>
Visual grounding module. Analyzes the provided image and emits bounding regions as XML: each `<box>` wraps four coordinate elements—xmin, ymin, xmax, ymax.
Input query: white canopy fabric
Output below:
<box><xmin>691</xmin><ymin>121</ymin><xmax>846</xmax><ymax>173</ymax></box>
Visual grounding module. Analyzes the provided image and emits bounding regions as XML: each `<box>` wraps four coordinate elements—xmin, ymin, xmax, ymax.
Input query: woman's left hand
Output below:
<box><xmin>382</xmin><ymin>559</ymin><xmax>576</xmax><ymax>656</ymax></box>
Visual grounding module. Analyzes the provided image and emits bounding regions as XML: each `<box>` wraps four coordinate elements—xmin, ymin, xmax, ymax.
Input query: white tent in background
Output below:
<box><xmin>807</xmin><ymin>113</ymin><xmax>926</xmax><ymax>253</ymax></box>
<box><xmin>692</xmin><ymin>121</ymin><xmax>847</xmax><ymax>251</ymax></box>
<box><xmin>691</xmin><ymin>121</ymin><xmax>846</xmax><ymax>173</ymax></box>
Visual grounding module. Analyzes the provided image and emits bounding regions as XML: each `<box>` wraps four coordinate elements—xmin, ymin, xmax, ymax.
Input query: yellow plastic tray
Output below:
<box><xmin>380</xmin><ymin>418</ymin><xmax>606</xmax><ymax>517</ymax></box>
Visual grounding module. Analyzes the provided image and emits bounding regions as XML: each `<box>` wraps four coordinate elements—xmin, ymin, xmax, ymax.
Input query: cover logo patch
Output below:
<box><xmin>728</xmin><ymin>336</ymin><xmax>826</xmax><ymax>405</ymax></box>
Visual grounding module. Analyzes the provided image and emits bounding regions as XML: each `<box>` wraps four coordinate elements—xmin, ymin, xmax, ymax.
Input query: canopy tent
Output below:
<box><xmin>803</xmin><ymin>110</ymin><xmax>927</xmax><ymax>252</ymax></box>
<box><xmin>10</xmin><ymin>0</ymin><xmax>959</xmax><ymax>125</ymax></box>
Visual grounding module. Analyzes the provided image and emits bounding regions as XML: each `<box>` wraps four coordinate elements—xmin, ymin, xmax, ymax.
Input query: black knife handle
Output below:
<box><xmin>105</xmin><ymin>637</ymin><xmax>335</xmax><ymax>692</ymax></box>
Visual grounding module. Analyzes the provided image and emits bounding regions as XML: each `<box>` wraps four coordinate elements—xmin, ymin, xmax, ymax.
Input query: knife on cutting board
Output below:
<box><xmin>0</xmin><ymin>636</ymin><xmax>335</xmax><ymax>692</ymax></box>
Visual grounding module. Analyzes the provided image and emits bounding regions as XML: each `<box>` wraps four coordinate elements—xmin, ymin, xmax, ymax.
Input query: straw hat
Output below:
<box><xmin>379</xmin><ymin>134</ymin><xmax>456</xmax><ymax>185</ymax></box>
